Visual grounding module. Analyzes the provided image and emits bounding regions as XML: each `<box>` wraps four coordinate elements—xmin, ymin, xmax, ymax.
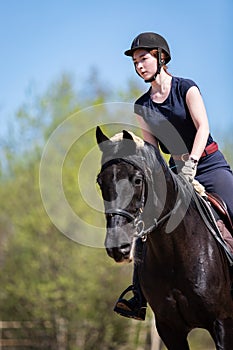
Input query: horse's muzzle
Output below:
<box><xmin>106</xmin><ymin>244</ymin><xmax>132</xmax><ymax>263</ymax></box>
<box><xmin>104</xmin><ymin>218</ymin><xmax>134</xmax><ymax>262</ymax></box>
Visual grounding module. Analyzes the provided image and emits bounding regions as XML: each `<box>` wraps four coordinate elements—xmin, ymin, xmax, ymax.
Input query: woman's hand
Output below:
<box><xmin>181</xmin><ymin>158</ymin><xmax>197</xmax><ymax>182</ymax></box>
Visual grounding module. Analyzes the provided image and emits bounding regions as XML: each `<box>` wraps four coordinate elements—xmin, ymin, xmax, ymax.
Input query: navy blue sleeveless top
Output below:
<box><xmin>134</xmin><ymin>76</ymin><xmax>214</xmax><ymax>154</ymax></box>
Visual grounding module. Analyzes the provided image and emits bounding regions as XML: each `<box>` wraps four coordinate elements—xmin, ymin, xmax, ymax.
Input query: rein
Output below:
<box><xmin>101</xmin><ymin>157</ymin><xmax>181</xmax><ymax>241</ymax></box>
<box><xmin>134</xmin><ymin>198</ymin><xmax>182</xmax><ymax>240</ymax></box>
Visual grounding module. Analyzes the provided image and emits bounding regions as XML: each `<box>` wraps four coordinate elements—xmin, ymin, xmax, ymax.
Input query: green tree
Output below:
<box><xmin>0</xmin><ymin>72</ymin><xmax>143</xmax><ymax>349</ymax></box>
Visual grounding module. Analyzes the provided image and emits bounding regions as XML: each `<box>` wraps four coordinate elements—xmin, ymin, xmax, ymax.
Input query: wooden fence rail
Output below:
<box><xmin>0</xmin><ymin>321</ymin><xmax>52</xmax><ymax>348</ymax></box>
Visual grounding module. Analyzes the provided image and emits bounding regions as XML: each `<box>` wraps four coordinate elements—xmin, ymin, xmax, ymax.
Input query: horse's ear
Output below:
<box><xmin>96</xmin><ymin>126</ymin><xmax>111</xmax><ymax>152</ymax></box>
<box><xmin>122</xmin><ymin>130</ymin><xmax>136</xmax><ymax>154</ymax></box>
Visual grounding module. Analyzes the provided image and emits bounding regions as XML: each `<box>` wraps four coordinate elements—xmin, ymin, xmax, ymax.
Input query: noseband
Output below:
<box><xmin>99</xmin><ymin>157</ymin><xmax>181</xmax><ymax>241</ymax></box>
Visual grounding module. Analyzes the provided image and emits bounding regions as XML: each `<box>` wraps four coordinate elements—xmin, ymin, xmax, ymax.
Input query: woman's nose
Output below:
<box><xmin>137</xmin><ymin>62</ymin><xmax>143</xmax><ymax>69</ymax></box>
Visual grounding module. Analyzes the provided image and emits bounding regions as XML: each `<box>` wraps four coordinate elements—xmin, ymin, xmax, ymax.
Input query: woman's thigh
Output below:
<box><xmin>196</xmin><ymin>168</ymin><xmax>233</xmax><ymax>220</ymax></box>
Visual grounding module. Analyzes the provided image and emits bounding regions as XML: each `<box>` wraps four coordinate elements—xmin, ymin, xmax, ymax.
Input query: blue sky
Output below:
<box><xmin>0</xmin><ymin>0</ymin><xmax>232</xmax><ymax>140</ymax></box>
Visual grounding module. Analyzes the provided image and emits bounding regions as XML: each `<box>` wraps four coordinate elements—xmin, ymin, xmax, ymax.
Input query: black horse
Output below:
<box><xmin>96</xmin><ymin>126</ymin><xmax>233</xmax><ymax>350</ymax></box>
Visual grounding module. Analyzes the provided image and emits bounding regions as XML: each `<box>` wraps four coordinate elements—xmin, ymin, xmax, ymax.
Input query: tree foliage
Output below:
<box><xmin>0</xmin><ymin>71</ymin><xmax>146</xmax><ymax>349</ymax></box>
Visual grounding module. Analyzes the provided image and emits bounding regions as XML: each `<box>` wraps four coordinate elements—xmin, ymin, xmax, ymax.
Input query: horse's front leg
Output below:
<box><xmin>156</xmin><ymin>322</ymin><xmax>190</xmax><ymax>350</ymax></box>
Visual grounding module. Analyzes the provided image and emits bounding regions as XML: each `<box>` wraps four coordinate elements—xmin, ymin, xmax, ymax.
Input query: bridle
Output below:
<box><xmin>99</xmin><ymin>157</ymin><xmax>181</xmax><ymax>241</ymax></box>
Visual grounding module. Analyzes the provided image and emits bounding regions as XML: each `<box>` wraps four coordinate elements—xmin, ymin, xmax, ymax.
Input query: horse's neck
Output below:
<box><xmin>147</xmin><ymin>165</ymin><xmax>204</xmax><ymax>254</ymax></box>
<box><xmin>140</xmin><ymin>153</ymin><xmax>178</xmax><ymax>235</ymax></box>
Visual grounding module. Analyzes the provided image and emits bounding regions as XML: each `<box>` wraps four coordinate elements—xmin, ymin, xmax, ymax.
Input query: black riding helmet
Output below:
<box><xmin>124</xmin><ymin>32</ymin><xmax>171</xmax><ymax>82</ymax></box>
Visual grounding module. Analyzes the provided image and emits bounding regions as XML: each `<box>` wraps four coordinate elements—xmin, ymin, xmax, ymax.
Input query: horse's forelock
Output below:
<box><xmin>100</xmin><ymin>131</ymin><xmax>161</xmax><ymax>181</ymax></box>
<box><xmin>110</xmin><ymin>131</ymin><xmax>144</xmax><ymax>148</ymax></box>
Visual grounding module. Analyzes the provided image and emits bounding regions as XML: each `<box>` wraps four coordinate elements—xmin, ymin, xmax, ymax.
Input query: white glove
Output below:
<box><xmin>181</xmin><ymin>158</ymin><xmax>197</xmax><ymax>182</ymax></box>
<box><xmin>192</xmin><ymin>179</ymin><xmax>207</xmax><ymax>197</ymax></box>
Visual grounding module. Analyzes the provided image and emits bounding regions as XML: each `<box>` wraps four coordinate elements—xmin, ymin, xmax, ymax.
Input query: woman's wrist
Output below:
<box><xmin>189</xmin><ymin>154</ymin><xmax>199</xmax><ymax>163</ymax></box>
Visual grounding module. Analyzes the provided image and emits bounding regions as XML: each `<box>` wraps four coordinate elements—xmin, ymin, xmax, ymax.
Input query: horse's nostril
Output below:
<box><xmin>119</xmin><ymin>244</ymin><xmax>131</xmax><ymax>256</ymax></box>
<box><xmin>106</xmin><ymin>248</ymin><xmax>124</xmax><ymax>262</ymax></box>
<box><xmin>106</xmin><ymin>244</ymin><xmax>131</xmax><ymax>262</ymax></box>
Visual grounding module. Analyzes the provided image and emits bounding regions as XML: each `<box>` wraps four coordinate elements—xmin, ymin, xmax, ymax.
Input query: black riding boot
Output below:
<box><xmin>113</xmin><ymin>239</ymin><xmax>147</xmax><ymax>321</ymax></box>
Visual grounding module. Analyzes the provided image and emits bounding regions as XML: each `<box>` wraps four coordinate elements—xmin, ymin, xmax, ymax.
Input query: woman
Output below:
<box><xmin>114</xmin><ymin>32</ymin><xmax>233</xmax><ymax>321</ymax></box>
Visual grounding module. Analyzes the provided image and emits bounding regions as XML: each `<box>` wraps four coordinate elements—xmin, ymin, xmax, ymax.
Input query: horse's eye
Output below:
<box><xmin>133</xmin><ymin>176</ymin><xmax>143</xmax><ymax>186</ymax></box>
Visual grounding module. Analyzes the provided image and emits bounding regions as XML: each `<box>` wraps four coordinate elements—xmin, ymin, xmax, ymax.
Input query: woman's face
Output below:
<box><xmin>133</xmin><ymin>49</ymin><xmax>157</xmax><ymax>80</ymax></box>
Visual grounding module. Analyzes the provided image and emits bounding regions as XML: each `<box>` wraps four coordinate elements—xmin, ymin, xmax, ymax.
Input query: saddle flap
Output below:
<box><xmin>207</xmin><ymin>192</ymin><xmax>233</xmax><ymax>233</ymax></box>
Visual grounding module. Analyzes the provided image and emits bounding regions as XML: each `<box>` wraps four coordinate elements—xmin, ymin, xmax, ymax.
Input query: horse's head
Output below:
<box><xmin>96</xmin><ymin>126</ymin><xmax>147</xmax><ymax>263</ymax></box>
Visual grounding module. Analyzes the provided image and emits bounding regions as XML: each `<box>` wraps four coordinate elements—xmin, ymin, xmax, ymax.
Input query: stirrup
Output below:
<box><xmin>113</xmin><ymin>285</ymin><xmax>146</xmax><ymax>321</ymax></box>
<box><xmin>118</xmin><ymin>285</ymin><xmax>135</xmax><ymax>300</ymax></box>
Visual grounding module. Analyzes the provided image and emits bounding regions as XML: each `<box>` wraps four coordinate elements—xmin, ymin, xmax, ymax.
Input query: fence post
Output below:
<box><xmin>56</xmin><ymin>317</ymin><xmax>68</xmax><ymax>350</ymax></box>
<box><xmin>0</xmin><ymin>321</ymin><xmax>2</xmax><ymax>350</ymax></box>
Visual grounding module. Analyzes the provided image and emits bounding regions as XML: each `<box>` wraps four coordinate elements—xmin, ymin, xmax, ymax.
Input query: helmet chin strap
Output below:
<box><xmin>144</xmin><ymin>48</ymin><xmax>163</xmax><ymax>83</ymax></box>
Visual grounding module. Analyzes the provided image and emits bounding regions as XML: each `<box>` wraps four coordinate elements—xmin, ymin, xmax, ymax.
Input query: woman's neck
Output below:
<box><xmin>150</xmin><ymin>70</ymin><xmax>172</xmax><ymax>103</ymax></box>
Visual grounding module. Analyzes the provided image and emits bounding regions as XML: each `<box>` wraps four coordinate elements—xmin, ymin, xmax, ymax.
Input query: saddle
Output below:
<box><xmin>207</xmin><ymin>192</ymin><xmax>233</xmax><ymax>234</ymax></box>
<box><xmin>204</xmin><ymin>192</ymin><xmax>233</xmax><ymax>258</ymax></box>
